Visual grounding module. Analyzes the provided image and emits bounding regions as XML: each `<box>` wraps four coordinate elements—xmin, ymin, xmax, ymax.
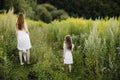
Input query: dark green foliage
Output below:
<box><xmin>3</xmin><ymin>0</ymin><xmax>28</xmax><ymax>13</ymax></box>
<box><xmin>37</xmin><ymin>0</ymin><xmax>120</xmax><ymax>19</ymax></box>
<box><xmin>42</xmin><ymin>3</ymin><xmax>57</xmax><ymax>12</ymax></box>
<box><xmin>28</xmin><ymin>71</ymin><xmax>38</xmax><ymax>80</ymax></box>
<box><xmin>0</xmin><ymin>0</ymin><xmax>69</xmax><ymax>23</ymax></box>
<box><xmin>34</xmin><ymin>3</ymin><xmax>69</xmax><ymax>22</ymax></box>
<box><xmin>51</xmin><ymin>9</ymin><xmax>69</xmax><ymax>20</ymax></box>
<box><xmin>1</xmin><ymin>0</ymin><xmax>120</xmax><ymax>20</ymax></box>
<box><xmin>35</xmin><ymin>5</ymin><xmax>52</xmax><ymax>23</ymax></box>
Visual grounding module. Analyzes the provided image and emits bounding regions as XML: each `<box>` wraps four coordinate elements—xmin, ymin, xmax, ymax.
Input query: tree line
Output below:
<box><xmin>37</xmin><ymin>0</ymin><xmax>120</xmax><ymax>19</ymax></box>
<box><xmin>0</xmin><ymin>0</ymin><xmax>120</xmax><ymax>22</ymax></box>
<box><xmin>0</xmin><ymin>0</ymin><xmax>69</xmax><ymax>23</ymax></box>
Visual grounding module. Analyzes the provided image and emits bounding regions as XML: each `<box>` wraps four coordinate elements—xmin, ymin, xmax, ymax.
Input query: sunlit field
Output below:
<box><xmin>0</xmin><ymin>10</ymin><xmax>120</xmax><ymax>80</ymax></box>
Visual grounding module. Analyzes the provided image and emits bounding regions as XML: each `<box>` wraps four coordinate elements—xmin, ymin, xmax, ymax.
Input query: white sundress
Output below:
<box><xmin>17</xmin><ymin>24</ymin><xmax>31</xmax><ymax>51</ymax></box>
<box><xmin>63</xmin><ymin>43</ymin><xmax>74</xmax><ymax>64</ymax></box>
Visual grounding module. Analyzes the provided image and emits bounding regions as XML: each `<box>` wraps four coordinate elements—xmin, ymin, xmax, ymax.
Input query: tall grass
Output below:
<box><xmin>0</xmin><ymin>10</ymin><xmax>120</xmax><ymax>80</ymax></box>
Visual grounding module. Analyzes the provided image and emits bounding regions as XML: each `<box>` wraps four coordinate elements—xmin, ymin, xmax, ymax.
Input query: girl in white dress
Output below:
<box><xmin>16</xmin><ymin>14</ymin><xmax>31</xmax><ymax>65</ymax></box>
<box><xmin>62</xmin><ymin>35</ymin><xmax>74</xmax><ymax>72</ymax></box>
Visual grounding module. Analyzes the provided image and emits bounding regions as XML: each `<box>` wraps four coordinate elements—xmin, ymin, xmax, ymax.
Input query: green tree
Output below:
<box><xmin>3</xmin><ymin>0</ymin><xmax>28</xmax><ymax>13</ymax></box>
<box><xmin>37</xmin><ymin>0</ymin><xmax>120</xmax><ymax>19</ymax></box>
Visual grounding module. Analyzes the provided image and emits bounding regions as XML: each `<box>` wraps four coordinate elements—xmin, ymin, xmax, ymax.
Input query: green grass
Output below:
<box><xmin>0</xmin><ymin>10</ymin><xmax>120</xmax><ymax>80</ymax></box>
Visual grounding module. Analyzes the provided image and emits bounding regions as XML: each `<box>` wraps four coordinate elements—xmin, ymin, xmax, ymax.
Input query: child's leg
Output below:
<box><xmin>26</xmin><ymin>49</ymin><xmax>30</xmax><ymax>64</ymax></box>
<box><xmin>19</xmin><ymin>50</ymin><xmax>23</xmax><ymax>65</ymax></box>
<box><xmin>69</xmin><ymin>64</ymin><xmax>72</xmax><ymax>72</ymax></box>
<box><xmin>23</xmin><ymin>51</ymin><xmax>26</xmax><ymax>62</ymax></box>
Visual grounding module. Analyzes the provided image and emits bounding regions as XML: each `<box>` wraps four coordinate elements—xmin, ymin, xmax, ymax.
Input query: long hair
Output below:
<box><xmin>65</xmin><ymin>35</ymin><xmax>72</xmax><ymax>50</ymax></box>
<box><xmin>17</xmin><ymin>14</ymin><xmax>24</xmax><ymax>30</ymax></box>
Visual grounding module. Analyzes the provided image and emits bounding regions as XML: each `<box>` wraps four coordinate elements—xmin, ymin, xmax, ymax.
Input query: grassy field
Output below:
<box><xmin>0</xmin><ymin>10</ymin><xmax>120</xmax><ymax>80</ymax></box>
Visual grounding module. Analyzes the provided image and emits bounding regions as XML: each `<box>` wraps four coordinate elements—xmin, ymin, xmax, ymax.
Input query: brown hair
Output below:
<box><xmin>65</xmin><ymin>35</ymin><xmax>72</xmax><ymax>50</ymax></box>
<box><xmin>17</xmin><ymin>13</ymin><xmax>25</xmax><ymax>30</ymax></box>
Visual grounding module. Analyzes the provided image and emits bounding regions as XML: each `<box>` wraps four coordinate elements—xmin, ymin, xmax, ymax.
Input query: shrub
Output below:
<box><xmin>41</xmin><ymin>3</ymin><xmax>57</xmax><ymax>12</ymax></box>
<box><xmin>51</xmin><ymin>9</ymin><xmax>69</xmax><ymax>20</ymax></box>
<box><xmin>35</xmin><ymin>5</ymin><xmax>52</xmax><ymax>23</ymax></box>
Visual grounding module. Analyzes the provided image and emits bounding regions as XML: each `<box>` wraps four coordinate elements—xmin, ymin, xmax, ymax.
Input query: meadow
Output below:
<box><xmin>0</xmin><ymin>10</ymin><xmax>120</xmax><ymax>80</ymax></box>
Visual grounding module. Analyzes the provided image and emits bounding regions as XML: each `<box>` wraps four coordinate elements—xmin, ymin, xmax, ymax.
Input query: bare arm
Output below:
<box><xmin>71</xmin><ymin>44</ymin><xmax>74</xmax><ymax>52</ymax></box>
<box><xmin>24</xmin><ymin>22</ymin><xmax>29</xmax><ymax>34</ymax></box>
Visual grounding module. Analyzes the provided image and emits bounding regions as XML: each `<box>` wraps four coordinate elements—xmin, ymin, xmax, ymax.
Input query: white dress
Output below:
<box><xmin>17</xmin><ymin>23</ymin><xmax>31</xmax><ymax>51</ymax></box>
<box><xmin>63</xmin><ymin>43</ymin><xmax>74</xmax><ymax>64</ymax></box>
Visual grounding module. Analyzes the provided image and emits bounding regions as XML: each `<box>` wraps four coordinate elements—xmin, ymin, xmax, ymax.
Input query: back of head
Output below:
<box><xmin>65</xmin><ymin>35</ymin><xmax>72</xmax><ymax>50</ymax></box>
<box><xmin>17</xmin><ymin>13</ymin><xmax>24</xmax><ymax>30</ymax></box>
